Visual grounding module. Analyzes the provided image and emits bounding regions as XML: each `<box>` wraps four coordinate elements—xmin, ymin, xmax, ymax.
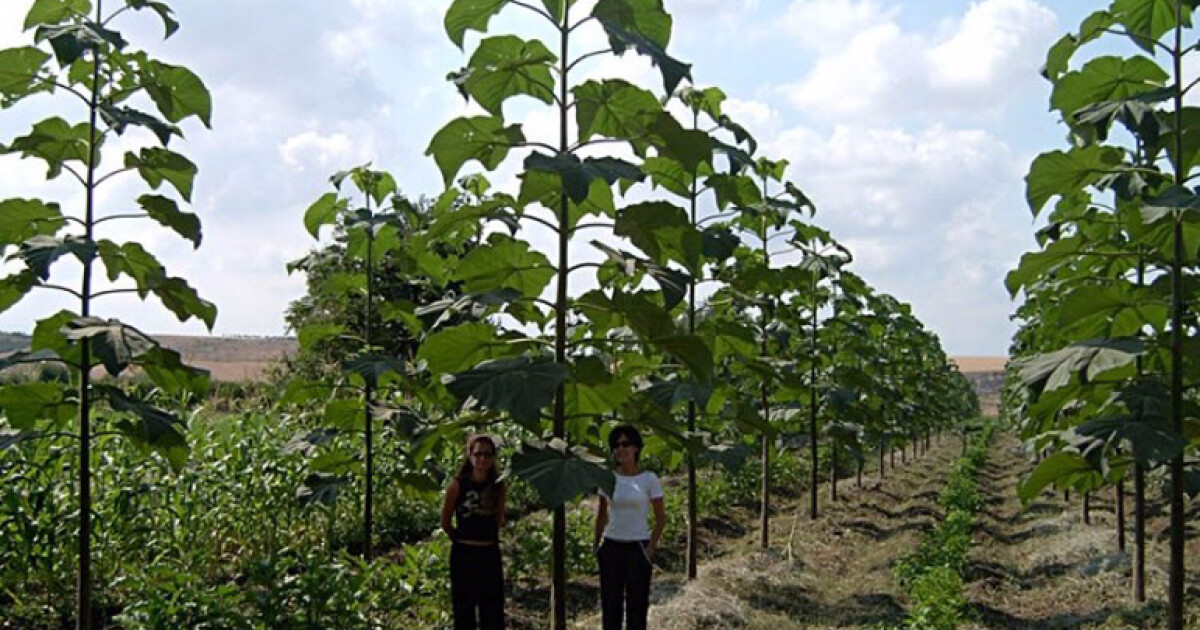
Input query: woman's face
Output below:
<box><xmin>611</xmin><ymin>434</ymin><xmax>637</xmax><ymax>467</ymax></box>
<box><xmin>469</xmin><ymin>440</ymin><xmax>495</xmax><ymax>475</ymax></box>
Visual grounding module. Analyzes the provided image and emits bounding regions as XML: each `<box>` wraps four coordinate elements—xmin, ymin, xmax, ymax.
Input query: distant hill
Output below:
<box><xmin>0</xmin><ymin>331</ymin><xmax>296</xmax><ymax>382</ymax></box>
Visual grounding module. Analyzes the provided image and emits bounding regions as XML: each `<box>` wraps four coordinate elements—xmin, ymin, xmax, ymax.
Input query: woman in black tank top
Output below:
<box><xmin>441</xmin><ymin>434</ymin><xmax>507</xmax><ymax>630</ymax></box>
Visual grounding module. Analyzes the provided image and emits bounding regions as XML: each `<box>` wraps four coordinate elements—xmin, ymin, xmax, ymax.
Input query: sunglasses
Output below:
<box><xmin>612</xmin><ymin>440</ymin><xmax>634</xmax><ymax>450</ymax></box>
<box><xmin>471</xmin><ymin>451</ymin><xmax>495</xmax><ymax>459</ymax></box>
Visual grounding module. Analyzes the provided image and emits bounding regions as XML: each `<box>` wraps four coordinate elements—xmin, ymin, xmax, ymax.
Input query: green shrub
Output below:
<box><xmin>905</xmin><ymin>566</ymin><xmax>967</xmax><ymax>630</ymax></box>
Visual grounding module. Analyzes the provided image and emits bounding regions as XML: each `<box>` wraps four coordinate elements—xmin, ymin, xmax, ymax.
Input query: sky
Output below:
<box><xmin>0</xmin><ymin>0</ymin><xmax>1101</xmax><ymax>356</ymax></box>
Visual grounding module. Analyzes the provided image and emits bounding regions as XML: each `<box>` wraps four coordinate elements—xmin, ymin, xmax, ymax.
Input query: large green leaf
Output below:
<box><xmin>139</xmin><ymin>194</ymin><xmax>201</xmax><ymax>247</ymax></box>
<box><xmin>647</xmin><ymin>111</ymin><xmax>712</xmax><ymax>172</ymax></box>
<box><xmin>445</xmin><ymin>356</ymin><xmax>568</xmax><ymax>422</ymax></box>
<box><xmin>593</xmin><ymin>0</ymin><xmax>671</xmax><ymax>47</ymax></box>
<box><xmin>0</xmin><ymin>198</ymin><xmax>62</xmax><ymax>245</ymax></box>
<box><xmin>509</xmin><ymin>437</ymin><xmax>615</xmax><ymax>508</ymax></box>
<box><xmin>1056</xmin><ymin>284</ymin><xmax>1168</xmax><ymax>338</ymax></box>
<box><xmin>35</xmin><ymin>21</ymin><xmax>125</xmax><ymax>65</ymax></box>
<box><xmin>426</xmin><ymin>116</ymin><xmax>524</xmax><ymax>185</ymax></box>
<box><xmin>128</xmin><ymin>0</ymin><xmax>179</xmax><ymax>38</ymax></box>
<box><xmin>16</xmin><ymin>234</ymin><xmax>97</xmax><ymax>279</ymax></box>
<box><xmin>614</xmin><ymin>201</ymin><xmax>699</xmax><ymax>270</ymax></box>
<box><xmin>0</xmin><ymin>382</ymin><xmax>75</xmax><ymax>430</ymax></box>
<box><xmin>94</xmin><ymin>240</ymin><xmax>216</xmax><ymax>327</ymax></box>
<box><xmin>141</xmin><ymin>59</ymin><xmax>212</xmax><ymax>127</ymax></box>
<box><xmin>592</xmin><ymin>242</ymin><xmax>689</xmax><ymax>308</ymax></box>
<box><xmin>518</xmin><ymin>169</ymin><xmax>616</xmax><ymax>226</ymax></box>
<box><xmin>1112</xmin><ymin>0</ymin><xmax>1191</xmax><ymax>53</ymax></box>
<box><xmin>641</xmin><ymin>156</ymin><xmax>693</xmax><ymax>197</ymax></box>
<box><xmin>1016</xmin><ymin>338</ymin><xmax>1144</xmax><ymax>392</ymax></box>
<box><xmin>125</xmin><ymin>147</ymin><xmax>198</xmax><ymax>201</ymax></box>
<box><xmin>1017</xmin><ymin>452</ymin><xmax>1094</xmax><ymax>503</ymax></box>
<box><xmin>297</xmin><ymin>473</ymin><xmax>351</xmax><ymax>507</ymax></box>
<box><xmin>1043</xmin><ymin>11</ymin><xmax>1114</xmax><ymax>81</ymax></box>
<box><xmin>1</xmin><ymin>116</ymin><xmax>92</xmax><ymax>179</ymax></box>
<box><xmin>524</xmin><ymin>152</ymin><xmax>643</xmax><ymax>204</ymax></box>
<box><xmin>1075</xmin><ymin>414</ymin><xmax>1185</xmax><ymax>464</ymax></box>
<box><xmin>418</xmin><ymin>322</ymin><xmax>530</xmax><ymax>374</ymax></box>
<box><xmin>0</xmin><ymin>272</ymin><xmax>37</xmax><ymax>315</ymax></box>
<box><xmin>24</xmin><ymin>0</ymin><xmax>91</xmax><ymax>30</ymax></box>
<box><xmin>444</xmin><ymin>0</ymin><xmax>508</xmax><ymax>49</ymax></box>
<box><xmin>62</xmin><ymin>317</ymin><xmax>154</xmax><ymax>376</ymax></box>
<box><xmin>453</xmin><ymin>233</ymin><xmax>554</xmax><ymax>298</ymax></box>
<box><xmin>651</xmin><ymin>335</ymin><xmax>713</xmax><ymax>384</ymax></box>
<box><xmin>707</xmin><ymin>173</ymin><xmax>762</xmax><ymax>210</ymax></box>
<box><xmin>343</xmin><ymin>353</ymin><xmax>408</xmax><ymax>389</ymax></box>
<box><xmin>1025</xmin><ymin>146</ymin><xmax>1124</xmax><ymax>216</ymax></box>
<box><xmin>596</xmin><ymin>21</ymin><xmax>691</xmax><ymax>95</ymax></box>
<box><xmin>302</xmin><ymin>192</ymin><xmax>346</xmax><ymax>238</ymax></box>
<box><xmin>0</xmin><ymin>47</ymin><xmax>52</xmax><ymax>105</ymax></box>
<box><xmin>138</xmin><ymin>346</ymin><xmax>210</xmax><ymax>398</ymax></box>
<box><xmin>573</xmin><ymin>79</ymin><xmax>660</xmax><ymax>143</ymax></box>
<box><xmin>697</xmin><ymin>319</ymin><xmax>756</xmax><ymax>360</ymax></box>
<box><xmin>101</xmin><ymin>385</ymin><xmax>188</xmax><ymax>472</ymax></box>
<box><xmin>457</xmin><ymin>35</ymin><xmax>556</xmax><ymax>116</ymax></box>
<box><xmin>1051</xmin><ymin>55</ymin><xmax>1168</xmax><ymax>119</ymax></box>
<box><xmin>566</xmin><ymin>355</ymin><xmax>631</xmax><ymax>416</ymax></box>
<box><xmin>1005</xmin><ymin>235</ymin><xmax>1088</xmax><ymax>296</ymax></box>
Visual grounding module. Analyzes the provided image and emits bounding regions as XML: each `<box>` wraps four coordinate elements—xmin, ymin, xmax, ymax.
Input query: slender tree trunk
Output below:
<box><xmin>1082</xmin><ymin>491</ymin><xmax>1090</xmax><ymax>525</ymax></box>
<box><xmin>77</xmin><ymin>5</ymin><xmax>104</xmax><ymax>623</ymax></box>
<box><xmin>684</xmin><ymin>108</ymin><xmax>701</xmax><ymax>581</ymax></box>
<box><xmin>1134</xmin><ymin>462</ymin><xmax>1146</xmax><ymax>603</ymax></box>
<box><xmin>760</xmin><ymin>390</ymin><xmax>770</xmax><ymax>549</ymax></box>
<box><xmin>550</xmin><ymin>7</ymin><xmax>571</xmax><ymax>626</ymax></box>
<box><xmin>878</xmin><ymin>442</ymin><xmax>885</xmax><ymax>481</ymax></box>
<box><xmin>1116</xmin><ymin>478</ymin><xmax>1126</xmax><ymax>553</ymax></box>
<box><xmin>808</xmin><ymin>296</ymin><xmax>819</xmax><ymax>520</ymax></box>
<box><xmin>364</xmin><ymin>224</ymin><xmax>375</xmax><ymax>561</ymax></box>
<box><xmin>857</xmin><ymin>458</ymin><xmax>863</xmax><ymax>488</ymax></box>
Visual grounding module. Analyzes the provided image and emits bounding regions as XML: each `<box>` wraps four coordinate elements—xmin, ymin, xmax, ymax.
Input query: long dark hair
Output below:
<box><xmin>454</xmin><ymin>434</ymin><xmax>503</xmax><ymax>489</ymax></box>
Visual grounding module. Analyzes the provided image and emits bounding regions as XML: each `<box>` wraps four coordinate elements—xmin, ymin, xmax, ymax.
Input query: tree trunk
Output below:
<box><xmin>1134</xmin><ymin>462</ymin><xmax>1146</xmax><ymax>603</ymax></box>
<box><xmin>1082</xmin><ymin>491</ymin><xmax>1090</xmax><ymax>525</ymax></box>
<box><xmin>830</xmin><ymin>442</ymin><xmax>838</xmax><ymax>502</ymax></box>
<box><xmin>1116</xmin><ymin>479</ymin><xmax>1126</xmax><ymax>553</ymax></box>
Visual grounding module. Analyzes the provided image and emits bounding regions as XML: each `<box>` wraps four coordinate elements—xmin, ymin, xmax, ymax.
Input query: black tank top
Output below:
<box><xmin>454</xmin><ymin>477</ymin><xmax>500</xmax><ymax>542</ymax></box>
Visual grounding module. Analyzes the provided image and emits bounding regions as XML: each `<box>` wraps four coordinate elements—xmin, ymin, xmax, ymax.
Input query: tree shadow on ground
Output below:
<box><xmin>862</xmin><ymin>503</ymin><xmax>943</xmax><ymax>521</ymax></box>
<box><xmin>737</xmin><ymin>579</ymin><xmax>906</xmax><ymax>627</ymax></box>
<box><xmin>971</xmin><ymin>602</ymin><xmax>1116</xmax><ymax>629</ymax></box>
<box><xmin>974</xmin><ymin>522</ymin><xmax>1066</xmax><ymax>544</ymax></box>
<box><xmin>839</xmin><ymin>518</ymin><xmax>933</xmax><ymax>541</ymax></box>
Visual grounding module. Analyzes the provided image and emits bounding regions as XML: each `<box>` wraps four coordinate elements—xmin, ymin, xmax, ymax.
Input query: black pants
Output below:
<box><xmin>450</xmin><ymin>542</ymin><xmax>505</xmax><ymax>630</ymax></box>
<box><xmin>597</xmin><ymin>539</ymin><xmax>652</xmax><ymax>630</ymax></box>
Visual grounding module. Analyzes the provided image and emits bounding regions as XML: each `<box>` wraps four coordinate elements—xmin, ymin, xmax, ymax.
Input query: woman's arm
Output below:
<box><xmin>440</xmin><ymin>478</ymin><xmax>460</xmax><ymax>540</ymax></box>
<box><xmin>594</xmin><ymin>495</ymin><xmax>609</xmax><ymax>550</ymax></box>
<box><xmin>647</xmin><ymin>497</ymin><xmax>665</xmax><ymax>558</ymax></box>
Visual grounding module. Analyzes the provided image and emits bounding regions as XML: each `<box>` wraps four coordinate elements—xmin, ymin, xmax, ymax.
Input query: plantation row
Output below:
<box><xmin>0</xmin><ymin>1</ymin><xmax>977</xmax><ymax>629</ymax></box>
<box><xmin>1005</xmin><ymin>1</ymin><xmax>1200</xmax><ymax>629</ymax></box>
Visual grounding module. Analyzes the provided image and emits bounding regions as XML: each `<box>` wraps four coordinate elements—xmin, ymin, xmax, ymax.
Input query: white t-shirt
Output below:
<box><xmin>599</xmin><ymin>471</ymin><xmax>664</xmax><ymax>541</ymax></box>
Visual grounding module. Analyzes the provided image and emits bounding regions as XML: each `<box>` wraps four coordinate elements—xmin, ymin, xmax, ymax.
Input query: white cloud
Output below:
<box><xmin>777</xmin><ymin>0</ymin><xmax>1058</xmax><ymax>122</ymax></box>
<box><xmin>280</xmin><ymin>131</ymin><xmax>361</xmax><ymax>172</ymax></box>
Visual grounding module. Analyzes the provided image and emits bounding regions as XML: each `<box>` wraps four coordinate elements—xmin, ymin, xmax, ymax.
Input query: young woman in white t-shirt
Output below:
<box><xmin>593</xmin><ymin>425</ymin><xmax>665</xmax><ymax>630</ymax></box>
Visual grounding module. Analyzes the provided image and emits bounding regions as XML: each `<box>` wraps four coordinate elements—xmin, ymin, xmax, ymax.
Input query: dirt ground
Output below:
<box><xmin>555</xmin><ymin>433</ymin><xmax>1198</xmax><ymax>629</ymax></box>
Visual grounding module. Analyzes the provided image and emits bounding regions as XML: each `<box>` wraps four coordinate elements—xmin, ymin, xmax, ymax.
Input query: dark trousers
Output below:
<box><xmin>450</xmin><ymin>542</ymin><xmax>505</xmax><ymax>630</ymax></box>
<box><xmin>597</xmin><ymin>539</ymin><xmax>652</xmax><ymax>630</ymax></box>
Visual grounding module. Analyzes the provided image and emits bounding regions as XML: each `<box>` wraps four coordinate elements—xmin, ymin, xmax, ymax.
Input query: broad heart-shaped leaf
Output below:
<box><xmin>593</xmin><ymin>0</ymin><xmax>672</xmax><ymax>47</ymax></box>
<box><xmin>453</xmin><ymin>233</ymin><xmax>554</xmax><ymax>298</ymax></box>
<box><xmin>524</xmin><ymin>152</ymin><xmax>643</xmax><ymax>204</ymax></box>
<box><xmin>0</xmin><ymin>272</ymin><xmax>37</xmax><ymax>315</ymax></box>
<box><xmin>697</xmin><ymin>319</ymin><xmax>755</xmax><ymax>360</ymax></box>
<box><xmin>566</xmin><ymin>355</ymin><xmax>630</xmax><ymax>416</ymax></box>
<box><xmin>418</xmin><ymin>322</ymin><xmax>531</xmax><ymax>375</ymax></box>
<box><xmin>713</xmin><ymin>139</ymin><xmax>755</xmax><ymax>174</ymax></box>
<box><xmin>518</xmin><ymin>170</ymin><xmax>616</xmax><ymax>227</ymax></box>
<box><xmin>297</xmin><ymin>472</ymin><xmax>351</xmax><ymax>508</ymax></box>
<box><xmin>597</xmin><ymin>20</ymin><xmax>691</xmax><ymax>95</ymax></box>
<box><xmin>100</xmin><ymin>385</ymin><xmax>189</xmax><ymax>472</ymax></box>
<box><xmin>701</xmin><ymin>443</ymin><xmax>755</xmax><ymax>473</ymax></box>
<box><xmin>614</xmin><ymin>201</ymin><xmax>701</xmax><ymax>272</ymax></box>
<box><xmin>641</xmin><ymin>156</ymin><xmax>693</xmax><ymax>197</ymax></box>
<box><xmin>141</xmin><ymin>59</ymin><xmax>212</xmax><ymax>128</ymax></box>
<box><xmin>1018</xmin><ymin>452</ymin><xmax>1095</xmax><ymax>503</ymax></box>
<box><xmin>1051</xmin><ymin>55</ymin><xmax>1168</xmax><ymax>120</ymax></box>
<box><xmin>426</xmin><ymin>116</ymin><xmax>524</xmax><ymax>185</ymax></box>
<box><xmin>1075</xmin><ymin>414</ymin><xmax>1185</xmax><ymax>465</ymax></box>
<box><xmin>647</xmin><ymin>376</ymin><xmax>711</xmax><ymax>410</ymax></box>
<box><xmin>651</xmin><ymin>335</ymin><xmax>712</xmax><ymax>384</ymax></box>
<box><xmin>646</xmin><ymin>111</ymin><xmax>712</xmax><ymax>173</ymax></box>
<box><xmin>1112</xmin><ymin>0</ymin><xmax>1192</xmax><ymax>53</ymax></box>
<box><xmin>592</xmin><ymin>241</ymin><xmax>689</xmax><ymax>309</ymax></box>
<box><xmin>1043</xmin><ymin>11</ymin><xmax>1114</xmax><ymax>81</ymax></box>
<box><xmin>343</xmin><ymin>353</ymin><xmax>408</xmax><ymax>389</ymax></box>
<box><xmin>509</xmin><ymin>438</ymin><xmax>615</xmax><ymax>508</ymax></box>
<box><xmin>444</xmin><ymin>356</ymin><xmax>568</xmax><ymax>423</ymax></box>
<box><xmin>1025</xmin><ymin>146</ymin><xmax>1124</xmax><ymax>216</ymax></box>
<box><xmin>706</xmin><ymin>173</ymin><xmax>762</xmax><ymax>210</ymax></box>
<box><xmin>1005</xmin><ymin>234</ymin><xmax>1088</xmax><ymax>297</ymax></box>
<box><xmin>128</xmin><ymin>0</ymin><xmax>179</xmax><ymax>38</ymax></box>
<box><xmin>0</xmin><ymin>382</ymin><xmax>75</xmax><ymax>430</ymax></box>
<box><xmin>24</xmin><ymin>0</ymin><xmax>91</xmax><ymax>30</ymax></box>
<box><xmin>0</xmin><ymin>198</ymin><xmax>63</xmax><ymax>246</ymax></box>
<box><xmin>16</xmin><ymin>234</ymin><xmax>97</xmax><ymax>280</ymax></box>
<box><xmin>35</xmin><ymin>21</ymin><xmax>125</xmax><ymax>66</ymax></box>
<box><xmin>416</xmin><ymin>287</ymin><xmax>524</xmax><ymax>329</ymax></box>
<box><xmin>458</xmin><ymin>35</ymin><xmax>556</xmax><ymax>116</ymax></box>
<box><xmin>138</xmin><ymin>346</ymin><xmax>210</xmax><ymax>398</ymax></box>
<box><xmin>95</xmin><ymin>240</ymin><xmax>216</xmax><ymax>328</ymax></box>
<box><xmin>702</xmin><ymin>226</ymin><xmax>738</xmax><ymax>261</ymax></box>
<box><xmin>573</xmin><ymin>79</ymin><xmax>661</xmax><ymax>143</ymax></box>
<box><xmin>302</xmin><ymin>192</ymin><xmax>347</xmax><ymax>238</ymax></box>
<box><xmin>0</xmin><ymin>47</ymin><xmax>51</xmax><ymax>106</ymax></box>
<box><xmin>1</xmin><ymin>117</ymin><xmax>92</xmax><ymax>179</ymax></box>
<box><xmin>1056</xmin><ymin>284</ymin><xmax>1168</xmax><ymax>338</ymax></box>
<box><xmin>139</xmin><ymin>194</ymin><xmax>201</xmax><ymax>247</ymax></box>
<box><xmin>680</xmin><ymin>85</ymin><xmax>725</xmax><ymax>120</ymax></box>
<box><xmin>444</xmin><ymin>0</ymin><xmax>507</xmax><ymax>49</ymax></box>
<box><xmin>62</xmin><ymin>317</ymin><xmax>155</xmax><ymax>376</ymax></box>
<box><xmin>1016</xmin><ymin>338</ymin><xmax>1144</xmax><ymax>393</ymax></box>
<box><xmin>125</xmin><ymin>147</ymin><xmax>198</xmax><ymax>202</ymax></box>
<box><xmin>99</xmin><ymin>104</ymin><xmax>177</xmax><ymax>146</ymax></box>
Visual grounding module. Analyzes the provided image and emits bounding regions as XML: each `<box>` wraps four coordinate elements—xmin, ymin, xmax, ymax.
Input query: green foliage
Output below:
<box><xmin>904</xmin><ymin>566</ymin><xmax>968</xmax><ymax>630</ymax></box>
